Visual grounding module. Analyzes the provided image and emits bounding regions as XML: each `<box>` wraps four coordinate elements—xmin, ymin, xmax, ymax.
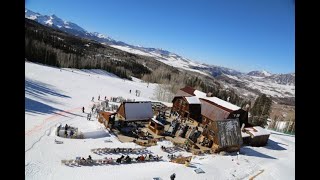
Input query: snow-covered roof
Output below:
<box><xmin>124</xmin><ymin>102</ymin><xmax>153</xmax><ymax>121</ymax></box>
<box><xmin>194</xmin><ymin>90</ymin><xmax>207</xmax><ymax>98</ymax></box>
<box><xmin>244</xmin><ymin>126</ymin><xmax>270</xmax><ymax>136</ymax></box>
<box><xmin>201</xmin><ymin>97</ymin><xmax>240</xmax><ymax>111</ymax></box>
<box><xmin>241</xmin><ymin>131</ymin><xmax>250</xmax><ymax>138</ymax></box>
<box><xmin>151</xmin><ymin>118</ymin><xmax>165</xmax><ymax>126</ymax></box>
<box><xmin>185</xmin><ymin>96</ymin><xmax>201</xmax><ymax>104</ymax></box>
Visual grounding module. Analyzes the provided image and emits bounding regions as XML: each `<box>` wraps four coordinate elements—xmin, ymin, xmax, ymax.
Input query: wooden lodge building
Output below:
<box><xmin>172</xmin><ymin>96</ymin><xmax>202</xmax><ymax>124</ymax></box>
<box><xmin>171</xmin><ymin>86</ymin><xmax>253</xmax><ymax>152</ymax></box>
<box><xmin>172</xmin><ymin>86</ymin><xmax>250</xmax><ymax>127</ymax></box>
<box><xmin>202</xmin><ymin>118</ymin><xmax>243</xmax><ymax>152</ymax></box>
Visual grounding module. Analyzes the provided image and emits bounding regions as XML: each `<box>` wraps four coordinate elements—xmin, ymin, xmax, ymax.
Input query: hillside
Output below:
<box><xmin>26</xmin><ymin>18</ymin><xmax>254</xmax><ymax>109</ymax></box>
<box><xmin>25</xmin><ymin>8</ymin><xmax>295</xmax><ymax>105</ymax></box>
<box><xmin>25</xmin><ymin>61</ymin><xmax>295</xmax><ymax>180</ymax></box>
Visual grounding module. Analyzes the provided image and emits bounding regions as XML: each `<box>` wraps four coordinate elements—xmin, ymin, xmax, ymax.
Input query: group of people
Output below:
<box><xmin>91</xmin><ymin>95</ymin><xmax>107</xmax><ymax>102</ymax></box>
<box><xmin>112</xmin><ymin>148</ymin><xmax>133</xmax><ymax>153</ymax></box>
<box><xmin>116</xmin><ymin>155</ymin><xmax>131</xmax><ymax>163</ymax></box>
<box><xmin>57</xmin><ymin>124</ymin><xmax>74</xmax><ymax>138</ymax></box>
<box><xmin>79</xmin><ymin>155</ymin><xmax>92</xmax><ymax>164</ymax></box>
<box><xmin>167</xmin><ymin>154</ymin><xmax>176</xmax><ymax>160</ymax></box>
<box><xmin>115</xmin><ymin>154</ymin><xmax>161</xmax><ymax>164</ymax></box>
<box><xmin>129</xmin><ymin>89</ymin><xmax>141</xmax><ymax>97</ymax></box>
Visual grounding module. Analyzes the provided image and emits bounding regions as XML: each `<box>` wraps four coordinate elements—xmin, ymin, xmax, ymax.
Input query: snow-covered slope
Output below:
<box><xmin>110</xmin><ymin>45</ymin><xmax>208</xmax><ymax>75</ymax></box>
<box><xmin>25</xmin><ymin>62</ymin><xmax>294</xmax><ymax>180</ymax></box>
<box><xmin>223</xmin><ymin>74</ymin><xmax>295</xmax><ymax>98</ymax></box>
<box><xmin>247</xmin><ymin>70</ymin><xmax>272</xmax><ymax>77</ymax></box>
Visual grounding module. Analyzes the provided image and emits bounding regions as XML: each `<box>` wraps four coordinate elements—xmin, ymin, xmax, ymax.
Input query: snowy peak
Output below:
<box><xmin>25</xmin><ymin>8</ymin><xmax>86</xmax><ymax>33</ymax></box>
<box><xmin>266</xmin><ymin>73</ymin><xmax>295</xmax><ymax>86</ymax></box>
<box><xmin>247</xmin><ymin>70</ymin><xmax>272</xmax><ymax>77</ymax></box>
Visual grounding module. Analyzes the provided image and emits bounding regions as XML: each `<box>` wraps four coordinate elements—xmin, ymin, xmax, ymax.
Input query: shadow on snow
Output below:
<box><xmin>25</xmin><ymin>78</ymin><xmax>71</xmax><ymax>101</ymax></box>
<box><xmin>264</xmin><ymin>139</ymin><xmax>287</xmax><ymax>151</ymax></box>
<box><xmin>240</xmin><ymin>147</ymin><xmax>277</xmax><ymax>160</ymax></box>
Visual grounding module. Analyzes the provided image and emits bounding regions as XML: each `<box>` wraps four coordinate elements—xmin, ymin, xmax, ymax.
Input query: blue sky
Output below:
<box><xmin>25</xmin><ymin>0</ymin><xmax>295</xmax><ymax>74</ymax></box>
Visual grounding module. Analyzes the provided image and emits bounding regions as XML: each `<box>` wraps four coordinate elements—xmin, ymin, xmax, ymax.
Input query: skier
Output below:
<box><xmin>98</xmin><ymin>95</ymin><xmax>100</xmax><ymax>101</ymax></box>
<box><xmin>92</xmin><ymin>97</ymin><xmax>94</xmax><ymax>102</ymax></box>
<box><xmin>82</xmin><ymin>107</ymin><xmax>85</xmax><ymax>113</ymax></box>
<box><xmin>170</xmin><ymin>173</ymin><xmax>176</xmax><ymax>180</ymax></box>
<box><xmin>70</xmin><ymin>130</ymin><xmax>74</xmax><ymax>137</ymax></box>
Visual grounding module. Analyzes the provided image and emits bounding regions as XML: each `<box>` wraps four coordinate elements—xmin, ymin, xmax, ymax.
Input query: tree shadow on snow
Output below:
<box><xmin>25</xmin><ymin>97</ymin><xmax>67</xmax><ymax>116</ymax></box>
<box><xmin>264</xmin><ymin>139</ymin><xmax>287</xmax><ymax>151</ymax></box>
<box><xmin>25</xmin><ymin>97</ymin><xmax>84</xmax><ymax>118</ymax></box>
<box><xmin>240</xmin><ymin>147</ymin><xmax>277</xmax><ymax>160</ymax></box>
<box><xmin>25</xmin><ymin>78</ymin><xmax>71</xmax><ymax>103</ymax></box>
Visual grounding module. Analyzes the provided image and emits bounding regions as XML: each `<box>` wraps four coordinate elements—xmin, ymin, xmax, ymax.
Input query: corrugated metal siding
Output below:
<box><xmin>216</xmin><ymin>119</ymin><xmax>243</xmax><ymax>148</ymax></box>
<box><xmin>175</xmin><ymin>90</ymin><xmax>194</xmax><ymax>97</ymax></box>
<box><xmin>200</xmin><ymin>99</ymin><xmax>231</xmax><ymax>121</ymax></box>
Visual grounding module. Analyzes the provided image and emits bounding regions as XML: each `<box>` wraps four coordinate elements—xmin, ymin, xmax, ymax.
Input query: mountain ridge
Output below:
<box><xmin>25</xmin><ymin>8</ymin><xmax>295</xmax><ymax>100</ymax></box>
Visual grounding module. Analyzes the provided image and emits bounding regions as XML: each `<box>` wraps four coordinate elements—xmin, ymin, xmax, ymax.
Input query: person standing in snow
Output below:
<box><xmin>82</xmin><ymin>107</ymin><xmax>85</xmax><ymax>113</ymax></box>
<box><xmin>98</xmin><ymin>95</ymin><xmax>100</xmax><ymax>101</ymax></box>
<box><xmin>92</xmin><ymin>97</ymin><xmax>94</xmax><ymax>102</ymax></box>
<box><xmin>129</xmin><ymin>90</ymin><xmax>131</xmax><ymax>94</ymax></box>
<box><xmin>170</xmin><ymin>173</ymin><xmax>176</xmax><ymax>180</ymax></box>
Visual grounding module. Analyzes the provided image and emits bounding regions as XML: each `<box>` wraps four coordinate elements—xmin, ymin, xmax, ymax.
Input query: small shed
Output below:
<box><xmin>203</xmin><ymin>119</ymin><xmax>243</xmax><ymax>152</ymax></box>
<box><xmin>243</xmin><ymin>126</ymin><xmax>270</xmax><ymax>146</ymax></box>
<box><xmin>116</xmin><ymin>101</ymin><xmax>153</xmax><ymax>121</ymax></box>
<box><xmin>149</xmin><ymin>118</ymin><xmax>165</xmax><ymax>135</ymax></box>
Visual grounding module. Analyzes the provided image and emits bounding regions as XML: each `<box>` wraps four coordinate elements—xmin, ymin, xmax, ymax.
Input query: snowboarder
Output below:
<box><xmin>170</xmin><ymin>173</ymin><xmax>176</xmax><ymax>180</ymax></box>
<box><xmin>82</xmin><ymin>107</ymin><xmax>85</xmax><ymax>113</ymax></box>
<box><xmin>98</xmin><ymin>95</ymin><xmax>100</xmax><ymax>101</ymax></box>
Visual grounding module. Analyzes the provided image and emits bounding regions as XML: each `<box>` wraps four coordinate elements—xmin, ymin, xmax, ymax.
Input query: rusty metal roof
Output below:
<box><xmin>200</xmin><ymin>99</ymin><xmax>231</xmax><ymax>121</ymax></box>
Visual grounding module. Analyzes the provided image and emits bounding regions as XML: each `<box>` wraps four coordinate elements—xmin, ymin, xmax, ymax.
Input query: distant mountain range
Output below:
<box><xmin>25</xmin><ymin>8</ymin><xmax>295</xmax><ymax>100</ymax></box>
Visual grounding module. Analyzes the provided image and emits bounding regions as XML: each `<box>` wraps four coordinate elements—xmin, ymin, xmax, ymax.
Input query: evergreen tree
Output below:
<box><xmin>250</xmin><ymin>94</ymin><xmax>272</xmax><ymax>127</ymax></box>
